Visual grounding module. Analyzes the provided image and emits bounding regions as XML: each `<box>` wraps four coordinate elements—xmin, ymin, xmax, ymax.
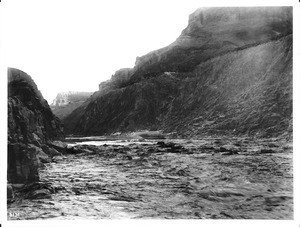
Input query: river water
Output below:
<box><xmin>8</xmin><ymin>137</ymin><xmax>293</xmax><ymax>219</ymax></box>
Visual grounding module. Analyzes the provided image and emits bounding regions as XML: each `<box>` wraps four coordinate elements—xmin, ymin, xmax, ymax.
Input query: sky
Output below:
<box><xmin>1</xmin><ymin>0</ymin><xmax>299</xmax><ymax>104</ymax></box>
<box><xmin>1</xmin><ymin>0</ymin><xmax>205</xmax><ymax>103</ymax></box>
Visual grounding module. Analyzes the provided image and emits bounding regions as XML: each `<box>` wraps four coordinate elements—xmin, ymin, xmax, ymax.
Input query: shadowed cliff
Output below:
<box><xmin>8</xmin><ymin>68</ymin><xmax>64</xmax><ymax>184</ymax></box>
<box><xmin>63</xmin><ymin>7</ymin><xmax>292</xmax><ymax>138</ymax></box>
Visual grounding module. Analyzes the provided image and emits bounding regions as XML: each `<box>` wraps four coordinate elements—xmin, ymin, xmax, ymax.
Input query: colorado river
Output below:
<box><xmin>8</xmin><ymin>137</ymin><xmax>293</xmax><ymax>219</ymax></box>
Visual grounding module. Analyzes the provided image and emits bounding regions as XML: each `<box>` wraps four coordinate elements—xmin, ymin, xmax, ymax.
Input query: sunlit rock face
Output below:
<box><xmin>51</xmin><ymin>91</ymin><xmax>93</xmax><ymax>107</ymax></box>
<box><xmin>63</xmin><ymin>7</ymin><xmax>292</xmax><ymax>138</ymax></box>
<box><xmin>51</xmin><ymin>91</ymin><xmax>93</xmax><ymax>120</ymax></box>
<box><xmin>8</xmin><ymin>68</ymin><xmax>64</xmax><ymax>184</ymax></box>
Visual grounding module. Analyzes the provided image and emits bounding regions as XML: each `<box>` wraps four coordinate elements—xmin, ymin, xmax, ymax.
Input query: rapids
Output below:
<box><xmin>8</xmin><ymin>137</ymin><xmax>293</xmax><ymax>219</ymax></box>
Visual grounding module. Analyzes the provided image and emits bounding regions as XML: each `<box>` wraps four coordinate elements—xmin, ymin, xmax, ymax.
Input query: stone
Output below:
<box><xmin>260</xmin><ymin>149</ymin><xmax>276</xmax><ymax>154</ymax></box>
<box><xmin>157</xmin><ymin>141</ymin><xmax>166</xmax><ymax>147</ymax></box>
<box><xmin>28</xmin><ymin>144</ymin><xmax>51</xmax><ymax>166</ymax></box>
<box><xmin>47</xmin><ymin>141</ymin><xmax>67</xmax><ymax>153</ymax></box>
<box><xmin>37</xmin><ymin>152</ymin><xmax>52</xmax><ymax>164</ymax></box>
<box><xmin>219</xmin><ymin>145</ymin><xmax>239</xmax><ymax>153</ymax></box>
<box><xmin>8</xmin><ymin>143</ymin><xmax>39</xmax><ymax>184</ymax></box>
<box><xmin>12</xmin><ymin>184</ymin><xmax>25</xmax><ymax>189</ymax></box>
<box><xmin>20</xmin><ymin>182</ymin><xmax>55</xmax><ymax>200</ymax></box>
<box><xmin>222</xmin><ymin>150</ymin><xmax>239</xmax><ymax>155</ymax></box>
<box><xmin>65</xmin><ymin>146</ymin><xmax>90</xmax><ymax>154</ymax></box>
<box><xmin>8</xmin><ymin>68</ymin><xmax>65</xmax><ymax>185</ymax></box>
<box><xmin>41</xmin><ymin>145</ymin><xmax>61</xmax><ymax>157</ymax></box>
<box><xmin>26</xmin><ymin>189</ymin><xmax>52</xmax><ymax>199</ymax></box>
<box><xmin>7</xmin><ymin>184</ymin><xmax>14</xmax><ymax>203</ymax></box>
<box><xmin>31</xmin><ymin>133</ymin><xmax>42</xmax><ymax>147</ymax></box>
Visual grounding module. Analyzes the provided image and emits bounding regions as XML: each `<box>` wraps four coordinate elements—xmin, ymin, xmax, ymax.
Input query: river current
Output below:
<box><xmin>8</xmin><ymin>137</ymin><xmax>293</xmax><ymax>219</ymax></box>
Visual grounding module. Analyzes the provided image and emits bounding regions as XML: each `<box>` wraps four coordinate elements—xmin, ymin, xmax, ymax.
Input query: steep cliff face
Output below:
<box><xmin>50</xmin><ymin>91</ymin><xmax>93</xmax><ymax>120</ymax></box>
<box><xmin>63</xmin><ymin>7</ymin><xmax>292</xmax><ymax>138</ymax></box>
<box><xmin>162</xmin><ymin>35</ymin><xmax>292</xmax><ymax>138</ymax></box>
<box><xmin>8</xmin><ymin>68</ymin><xmax>64</xmax><ymax>184</ymax></box>
<box><xmin>129</xmin><ymin>7</ymin><xmax>292</xmax><ymax>85</ymax></box>
<box><xmin>65</xmin><ymin>75</ymin><xmax>179</xmax><ymax>135</ymax></box>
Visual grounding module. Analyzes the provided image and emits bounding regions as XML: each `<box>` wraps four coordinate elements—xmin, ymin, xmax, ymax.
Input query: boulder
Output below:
<box><xmin>31</xmin><ymin>133</ymin><xmax>43</xmax><ymax>147</ymax></box>
<box><xmin>65</xmin><ymin>146</ymin><xmax>91</xmax><ymax>154</ymax></box>
<box><xmin>41</xmin><ymin>145</ymin><xmax>61</xmax><ymax>157</ymax></box>
<box><xmin>219</xmin><ymin>145</ymin><xmax>239</xmax><ymax>152</ymax></box>
<box><xmin>28</xmin><ymin>144</ymin><xmax>52</xmax><ymax>165</ymax></box>
<box><xmin>260</xmin><ymin>149</ymin><xmax>276</xmax><ymax>154</ymax></box>
<box><xmin>8</xmin><ymin>143</ymin><xmax>39</xmax><ymax>184</ymax></box>
<box><xmin>20</xmin><ymin>182</ymin><xmax>55</xmax><ymax>200</ymax></box>
<box><xmin>47</xmin><ymin>141</ymin><xmax>67</xmax><ymax>153</ymax></box>
<box><xmin>7</xmin><ymin>184</ymin><xmax>14</xmax><ymax>203</ymax></box>
<box><xmin>26</xmin><ymin>189</ymin><xmax>52</xmax><ymax>199</ymax></box>
<box><xmin>12</xmin><ymin>184</ymin><xmax>25</xmax><ymax>190</ymax></box>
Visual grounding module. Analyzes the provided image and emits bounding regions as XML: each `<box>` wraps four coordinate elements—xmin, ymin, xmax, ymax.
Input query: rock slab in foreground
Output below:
<box><xmin>8</xmin><ymin>68</ymin><xmax>65</xmax><ymax>185</ymax></box>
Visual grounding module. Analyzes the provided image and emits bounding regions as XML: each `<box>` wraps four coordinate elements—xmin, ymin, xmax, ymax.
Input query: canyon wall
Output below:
<box><xmin>63</xmin><ymin>7</ymin><xmax>292</xmax><ymax>138</ymax></box>
<box><xmin>8</xmin><ymin>68</ymin><xmax>64</xmax><ymax>183</ymax></box>
<box><xmin>51</xmin><ymin>91</ymin><xmax>93</xmax><ymax>120</ymax></box>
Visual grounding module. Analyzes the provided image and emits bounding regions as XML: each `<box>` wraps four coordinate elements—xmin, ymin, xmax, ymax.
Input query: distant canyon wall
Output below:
<box><xmin>63</xmin><ymin>7</ymin><xmax>292</xmax><ymax>138</ymax></box>
<box><xmin>51</xmin><ymin>91</ymin><xmax>93</xmax><ymax>120</ymax></box>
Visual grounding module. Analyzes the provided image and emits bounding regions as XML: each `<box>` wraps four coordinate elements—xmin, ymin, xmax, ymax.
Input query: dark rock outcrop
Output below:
<box><xmin>7</xmin><ymin>184</ymin><xmax>15</xmax><ymax>203</ymax></box>
<box><xmin>8</xmin><ymin>68</ymin><xmax>64</xmax><ymax>184</ymax></box>
<box><xmin>19</xmin><ymin>182</ymin><xmax>56</xmax><ymax>200</ymax></box>
<box><xmin>63</xmin><ymin>7</ymin><xmax>292</xmax><ymax>138</ymax></box>
<box><xmin>50</xmin><ymin>91</ymin><xmax>93</xmax><ymax>120</ymax></box>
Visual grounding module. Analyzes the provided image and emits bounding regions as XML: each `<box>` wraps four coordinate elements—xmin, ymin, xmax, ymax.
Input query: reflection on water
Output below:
<box><xmin>8</xmin><ymin>138</ymin><xmax>293</xmax><ymax>220</ymax></box>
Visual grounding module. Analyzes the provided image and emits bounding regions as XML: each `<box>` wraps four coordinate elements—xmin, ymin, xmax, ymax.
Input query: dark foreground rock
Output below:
<box><xmin>8</xmin><ymin>68</ymin><xmax>65</xmax><ymax>187</ymax></box>
<box><xmin>8</xmin><ymin>143</ymin><xmax>40</xmax><ymax>183</ymax></box>
<box><xmin>7</xmin><ymin>184</ymin><xmax>14</xmax><ymax>203</ymax></box>
<box><xmin>42</xmin><ymin>144</ymin><xmax>62</xmax><ymax>157</ymax></box>
<box><xmin>20</xmin><ymin>182</ymin><xmax>56</xmax><ymax>200</ymax></box>
<box><xmin>47</xmin><ymin>141</ymin><xmax>68</xmax><ymax>154</ymax></box>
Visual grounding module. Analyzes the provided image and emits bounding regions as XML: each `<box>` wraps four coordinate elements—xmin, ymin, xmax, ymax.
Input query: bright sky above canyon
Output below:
<box><xmin>1</xmin><ymin>0</ymin><xmax>293</xmax><ymax>103</ymax></box>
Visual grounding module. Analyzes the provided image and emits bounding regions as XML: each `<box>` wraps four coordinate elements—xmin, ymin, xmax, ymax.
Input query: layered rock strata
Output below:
<box><xmin>63</xmin><ymin>7</ymin><xmax>292</xmax><ymax>138</ymax></box>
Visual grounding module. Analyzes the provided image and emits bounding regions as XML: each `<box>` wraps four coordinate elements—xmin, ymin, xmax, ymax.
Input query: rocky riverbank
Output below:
<box><xmin>8</xmin><ymin>137</ymin><xmax>293</xmax><ymax>219</ymax></box>
<box><xmin>7</xmin><ymin>6</ymin><xmax>293</xmax><ymax>220</ymax></box>
<box><xmin>7</xmin><ymin>68</ymin><xmax>65</xmax><ymax>201</ymax></box>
